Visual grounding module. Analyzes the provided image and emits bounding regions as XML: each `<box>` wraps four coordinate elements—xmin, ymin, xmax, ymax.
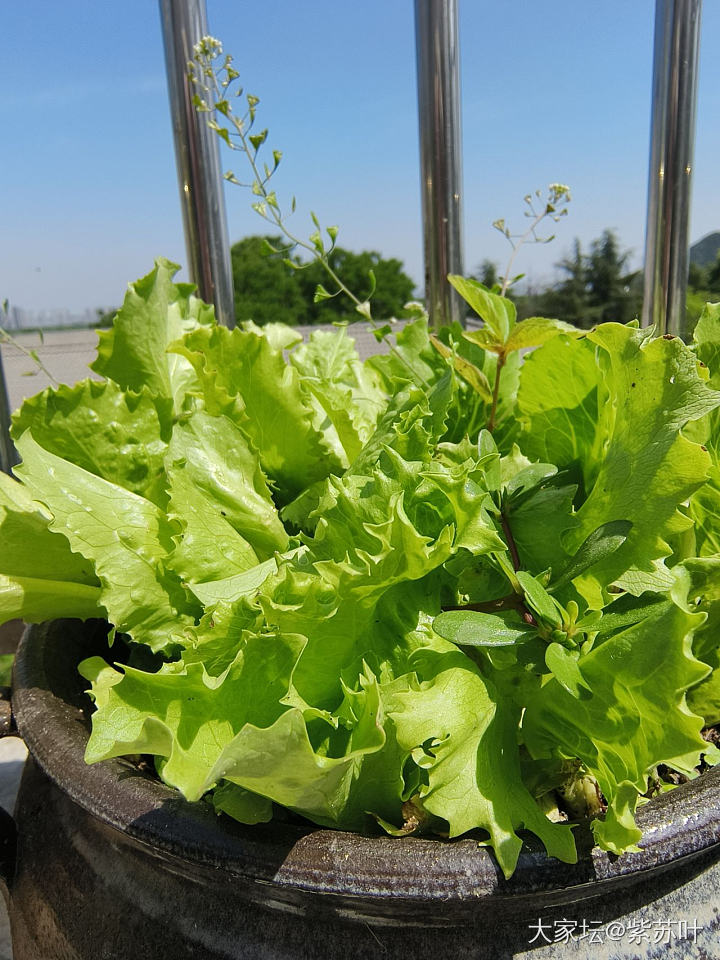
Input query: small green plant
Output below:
<box><xmin>423</xmin><ymin>186</ymin><xmax>574</xmax><ymax>432</ymax></box>
<box><xmin>189</xmin><ymin>38</ymin><xmax>576</xmax><ymax>418</ymax></box>
<box><xmin>492</xmin><ymin>184</ymin><xmax>571</xmax><ymax>296</ymax></box>
<box><xmin>0</xmin><ymin>301</ymin><xmax>58</xmax><ymax>385</ymax></box>
<box><xmin>188</xmin><ymin>37</ymin><xmax>424</xmax><ymax>378</ymax></box>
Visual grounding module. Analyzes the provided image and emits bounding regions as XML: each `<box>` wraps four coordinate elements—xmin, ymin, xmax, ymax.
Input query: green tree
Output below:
<box><xmin>296</xmin><ymin>249</ymin><xmax>416</xmax><ymax>324</ymax></box>
<box><xmin>585</xmin><ymin>230</ymin><xmax>642</xmax><ymax>325</ymax></box>
<box><xmin>231</xmin><ymin>235</ymin><xmax>306</xmax><ymax>326</ymax></box>
<box><xmin>513</xmin><ymin>231</ymin><xmax>642</xmax><ymax>329</ymax></box>
<box><xmin>231</xmin><ymin>236</ymin><xmax>416</xmax><ymax>326</ymax></box>
<box><xmin>686</xmin><ymin>255</ymin><xmax>720</xmax><ymax>330</ymax></box>
<box><xmin>707</xmin><ymin>253</ymin><xmax>720</xmax><ymax>295</ymax></box>
<box><xmin>474</xmin><ymin>259</ymin><xmax>500</xmax><ymax>290</ymax></box>
<box><xmin>542</xmin><ymin>239</ymin><xmax>589</xmax><ymax>326</ymax></box>
<box><xmin>688</xmin><ymin>261</ymin><xmax>707</xmax><ymax>291</ymax></box>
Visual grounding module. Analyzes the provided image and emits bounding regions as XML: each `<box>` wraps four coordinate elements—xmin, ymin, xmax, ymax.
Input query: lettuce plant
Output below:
<box><xmin>1</xmin><ymin>258</ymin><xmax>719</xmax><ymax>879</ymax></box>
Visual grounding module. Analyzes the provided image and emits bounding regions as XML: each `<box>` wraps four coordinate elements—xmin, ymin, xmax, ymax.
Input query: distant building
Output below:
<box><xmin>5</xmin><ymin>306</ymin><xmax>112</xmax><ymax>331</ymax></box>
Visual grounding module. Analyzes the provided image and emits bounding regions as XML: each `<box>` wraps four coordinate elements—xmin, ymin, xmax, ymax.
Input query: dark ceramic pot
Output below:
<box><xmin>2</xmin><ymin>619</ymin><xmax>720</xmax><ymax>960</ymax></box>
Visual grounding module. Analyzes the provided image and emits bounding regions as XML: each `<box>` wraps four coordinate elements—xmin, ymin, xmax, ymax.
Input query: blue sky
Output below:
<box><xmin>2</xmin><ymin>1</ymin><xmax>720</xmax><ymax>312</ymax></box>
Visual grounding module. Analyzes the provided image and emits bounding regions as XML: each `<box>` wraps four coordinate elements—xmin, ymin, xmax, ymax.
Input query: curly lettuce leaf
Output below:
<box><xmin>520</xmin><ymin>325</ymin><xmax>720</xmax><ymax>602</ymax></box>
<box><xmin>14</xmin><ymin>432</ymin><xmax>197</xmax><ymax>651</ymax></box>
<box><xmin>693</xmin><ymin>301</ymin><xmax>720</xmax><ymax>385</ymax></box>
<box><xmin>0</xmin><ymin>472</ymin><xmax>102</xmax><ymax>623</ymax></box>
<box><xmin>366</xmin><ymin>319</ymin><xmax>516</xmax><ymax>447</ymax></box>
<box><xmin>81</xmin><ymin>643</ymin><xmax>403</xmax><ymax>830</ymax></box>
<box><xmin>252</xmin><ymin>380</ymin><xmax>501</xmax><ymax>711</ymax></box>
<box><xmin>688</xmin><ymin>303</ymin><xmax>720</xmax><ymax>556</ymax></box>
<box><xmin>388</xmin><ymin>649</ymin><xmax>576</xmax><ymax>878</ymax></box>
<box><xmin>673</xmin><ymin>557</ymin><xmax>720</xmax><ymax>724</ymax></box>
<box><xmin>80</xmin><ymin>626</ymin><xmax>304</xmax><ymax>799</ymax></box>
<box><xmin>91</xmin><ymin>259</ymin><xmax>214</xmax><ymax>416</ymax></box>
<box><xmin>522</xmin><ymin>600</ymin><xmax>709</xmax><ymax>855</ymax></box>
<box><xmin>518</xmin><ymin>333</ymin><xmax>609</xmax><ymax>493</ymax></box>
<box><xmin>170</xmin><ymin>325</ymin><xmax>343</xmax><ymax>502</ymax></box>
<box><xmin>12</xmin><ymin>379</ymin><xmax>169</xmax><ymax>508</ymax></box>
<box><xmin>7</xmin><ymin>264</ymin><xmax>715</xmax><ymax>880</ymax></box>
<box><xmin>571</xmin><ymin>325</ymin><xmax>720</xmax><ymax>599</ymax></box>
<box><xmin>289</xmin><ymin>326</ymin><xmax>386</xmax><ymax>462</ymax></box>
<box><xmin>165</xmin><ymin>410</ymin><xmax>288</xmax><ymax>583</ymax></box>
<box><xmin>205</xmin><ymin>666</ymin><xmax>402</xmax><ymax>829</ymax></box>
<box><xmin>367</xmin><ymin>317</ymin><xmax>443</xmax><ymax>390</ymax></box>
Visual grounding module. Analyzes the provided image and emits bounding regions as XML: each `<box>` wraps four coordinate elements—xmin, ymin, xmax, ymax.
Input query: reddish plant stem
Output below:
<box><xmin>500</xmin><ymin>511</ymin><xmax>521</xmax><ymax>572</ymax></box>
<box><xmin>501</xmin><ymin>507</ymin><xmax>537</xmax><ymax>627</ymax></box>
<box><xmin>443</xmin><ymin>594</ymin><xmax>524</xmax><ymax>614</ymax></box>
<box><xmin>442</xmin><ymin>509</ymin><xmax>537</xmax><ymax>626</ymax></box>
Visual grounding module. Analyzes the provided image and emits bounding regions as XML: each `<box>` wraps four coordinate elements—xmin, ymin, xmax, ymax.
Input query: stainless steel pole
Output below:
<box><xmin>159</xmin><ymin>0</ymin><xmax>235</xmax><ymax>328</ymax></box>
<box><xmin>642</xmin><ymin>0</ymin><xmax>702</xmax><ymax>336</ymax></box>
<box><xmin>0</xmin><ymin>352</ymin><xmax>18</xmax><ymax>474</ymax></box>
<box><xmin>415</xmin><ymin>0</ymin><xmax>464</xmax><ymax>329</ymax></box>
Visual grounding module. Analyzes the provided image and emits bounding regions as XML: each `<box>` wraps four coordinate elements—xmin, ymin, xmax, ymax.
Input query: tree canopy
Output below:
<box><xmin>231</xmin><ymin>236</ymin><xmax>416</xmax><ymax>326</ymax></box>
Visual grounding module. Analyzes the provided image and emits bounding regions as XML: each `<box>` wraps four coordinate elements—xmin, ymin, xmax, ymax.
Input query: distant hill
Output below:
<box><xmin>690</xmin><ymin>232</ymin><xmax>720</xmax><ymax>268</ymax></box>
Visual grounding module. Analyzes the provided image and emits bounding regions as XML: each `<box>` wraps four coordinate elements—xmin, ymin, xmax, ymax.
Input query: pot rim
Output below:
<box><xmin>11</xmin><ymin>619</ymin><xmax>720</xmax><ymax>917</ymax></box>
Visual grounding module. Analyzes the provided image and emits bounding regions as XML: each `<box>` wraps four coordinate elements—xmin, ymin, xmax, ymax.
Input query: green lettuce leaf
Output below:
<box><xmin>6</xmin><ymin>262</ymin><xmax>717</xmax><ymax>881</ymax></box>
<box><xmin>367</xmin><ymin>317</ymin><xmax>444</xmax><ymax>390</ymax></box>
<box><xmin>0</xmin><ymin>472</ymin><xmax>102</xmax><ymax>623</ymax></box>
<box><xmin>693</xmin><ymin>301</ymin><xmax>720</xmax><ymax>386</ymax></box>
<box><xmin>289</xmin><ymin>326</ymin><xmax>386</xmax><ymax>461</ymax></box>
<box><xmin>517</xmin><ymin>332</ymin><xmax>607</xmax><ymax>491</ymax></box>
<box><xmin>688</xmin><ymin>303</ymin><xmax>720</xmax><ymax>556</ymax></box>
<box><xmin>570</xmin><ymin>325</ymin><xmax>720</xmax><ymax>600</ymax></box>
<box><xmin>388</xmin><ymin>649</ymin><xmax>576</xmax><ymax>878</ymax></box>
<box><xmin>673</xmin><ymin>557</ymin><xmax>720</xmax><ymax>724</ymax></box>
<box><xmin>522</xmin><ymin>601</ymin><xmax>709</xmax><ymax>854</ymax></box>
<box><xmin>165</xmin><ymin>410</ymin><xmax>288</xmax><ymax>584</ymax></box>
<box><xmin>205</xmin><ymin>665</ymin><xmax>401</xmax><ymax>828</ymax></box>
<box><xmin>14</xmin><ymin>432</ymin><xmax>197</xmax><ymax>650</ymax></box>
<box><xmin>520</xmin><ymin>324</ymin><xmax>720</xmax><ymax>602</ymax></box>
<box><xmin>211</xmin><ymin>782</ymin><xmax>273</xmax><ymax>824</ymax></box>
<box><xmin>170</xmin><ymin>325</ymin><xmax>343</xmax><ymax>502</ymax></box>
<box><xmin>81</xmin><ymin>643</ymin><xmax>402</xmax><ymax>830</ymax></box>
<box><xmin>366</xmin><ymin>319</ymin><xmax>509</xmax><ymax>447</ymax></box>
<box><xmin>91</xmin><ymin>259</ymin><xmax>214</xmax><ymax>417</ymax></box>
<box><xmin>12</xmin><ymin>379</ymin><xmax>169</xmax><ymax>508</ymax></box>
<box><xmin>79</xmin><ymin>625</ymin><xmax>304</xmax><ymax>800</ymax></box>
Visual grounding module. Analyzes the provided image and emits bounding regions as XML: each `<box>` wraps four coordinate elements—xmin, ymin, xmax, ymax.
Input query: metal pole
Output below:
<box><xmin>642</xmin><ymin>0</ymin><xmax>702</xmax><ymax>337</ymax></box>
<box><xmin>159</xmin><ymin>0</ymin><xmax>235</xmax><ymax>328</ymax></box>
<box><xmin>415</xmin><ymin>0</ymin><xmax>464</xmax><ymax>329</ymax></box>
<box><xmin>0</xmin><ymin>352</ymin><xmax>18</xmax><ymax>474</ymax></box>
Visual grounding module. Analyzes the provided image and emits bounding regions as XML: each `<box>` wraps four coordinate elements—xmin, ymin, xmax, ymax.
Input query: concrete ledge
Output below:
<box><xmin>0</xmin><ymin>738</ymin><xmax>27</xmax><ymax>960</ymax></box>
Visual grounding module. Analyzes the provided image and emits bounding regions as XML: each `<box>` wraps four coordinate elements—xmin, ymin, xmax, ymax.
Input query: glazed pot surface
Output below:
<box><xmin>6</xmin><ymin>620</ymin><xmax>720</xmax><ymax>959</ymax></box>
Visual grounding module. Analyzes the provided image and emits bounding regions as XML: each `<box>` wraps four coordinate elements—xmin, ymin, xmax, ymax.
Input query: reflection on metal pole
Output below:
<box><xmin>415</xmin><ymin>0</ymin><xmax>464</xmax><ymax>329</ymax></box>
<box><xmin>0</xmin><ymin>352</ymin><xmax>18</xmax><ymax>474</ymax></box>
<box><xmin>642</xmin><ymin>0</ymin><xmax>702</xmax><ymax>337</ymax></box>
<box><xmin>159</xmin><ymin>0</ymin><xmax>235</xmax><ymax>328</ymax></box>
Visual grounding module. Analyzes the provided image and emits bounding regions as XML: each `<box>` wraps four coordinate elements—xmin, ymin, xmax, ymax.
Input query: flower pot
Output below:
<box><xmin>2</xmin><ymin>619</ymin><xmax>720</xmax><ymax>960</ymax></box>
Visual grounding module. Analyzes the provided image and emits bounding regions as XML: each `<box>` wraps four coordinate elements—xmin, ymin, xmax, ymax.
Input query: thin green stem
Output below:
<box><xmin>194</xmin><ymin>55</ymin><xmax>431</xmax><ymax>387</ymax></box>
<box><xmin>487</xmin><ymin>353</ymin><xmax>505</xmax><ymax>433</ymax></box>
<box><xmin>0</xmin><ymin>327</ymin><xmax>59</xmax><ymax>387</ymax></box>
<box><xmin>500</xmin><ymin>208</ymin><xmax>547</xmax><ymax>296</ymax></box>
<box><xmin>442</xmin><ymin>593</ymin><xmax>524</xmax><ymax>614</ymax></box>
